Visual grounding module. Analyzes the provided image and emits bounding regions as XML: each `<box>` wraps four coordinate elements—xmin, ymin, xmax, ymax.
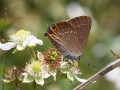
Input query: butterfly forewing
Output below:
<box><xmin>45</xmin><ymin>16</ymin><xmax>92</xmax><ymax>60</ymax></box>
<box><xmin>45</xmin><ymin>22</ymin><xmax>73</xmax><ymax>57</ymax></box>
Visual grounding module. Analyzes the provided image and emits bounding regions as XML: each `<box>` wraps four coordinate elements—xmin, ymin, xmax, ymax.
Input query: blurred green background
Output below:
<box><xmin>0</xmin><ymin>0</ymin><xmax>120</xmax><ymax>90</ymax></box>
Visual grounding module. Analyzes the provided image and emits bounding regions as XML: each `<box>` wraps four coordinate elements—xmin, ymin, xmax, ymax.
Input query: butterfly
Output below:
<box><xmin>44</xmin><ymin>16</ymin><xmax>92</xmax><ymax>60</ymax></box>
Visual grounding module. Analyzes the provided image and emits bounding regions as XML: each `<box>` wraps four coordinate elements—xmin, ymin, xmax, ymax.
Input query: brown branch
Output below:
<box><xmin>74</xmin><ymin>58</ymin><xmax>120</xmax><ymax>90</ymax></box>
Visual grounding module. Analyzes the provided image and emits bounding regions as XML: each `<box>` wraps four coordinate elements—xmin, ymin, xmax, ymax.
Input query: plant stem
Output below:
<box><xmin>33</xmin><ymin>81</ymin><xmax>37</xmax><ymax>90</ymax></box>
<box><xmin>2</xmin><ymin>6</ymin><xmax>7</xmax><ymax>90</ymax></box>
<box><xmin>15</xmin><ymin>83</ymin><xmax>20</xmax><ymax>90</ymax></box>
<box><xmin>74</xmin><ymin>58</ymin><xmax>120</xmax><ymax>90</ymax></box>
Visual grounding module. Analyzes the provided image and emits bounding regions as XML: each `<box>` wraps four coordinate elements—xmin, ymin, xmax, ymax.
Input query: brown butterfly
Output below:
<box><xmin>44</xmin><ymin>16</ymin><xmax>92</xmax><ymax>60</ymax></box>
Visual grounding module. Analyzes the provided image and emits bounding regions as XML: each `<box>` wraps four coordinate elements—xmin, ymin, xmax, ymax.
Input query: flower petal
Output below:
<box><xmin>74</xmin><ymin>75</ymin><xmax>87</xmax><ymax>83</ymax></box>
<box><xmin>22</xmin><ymin>73</ymin><xmax>34</xmax><ymax>83</ymax></box>
<box><xmin>3</xmin><ymin>79</ymin><xmax>11</xmax><ymax>83</ymax></box>
<box><xmin>37</xmin><ymin>51</ymin><xmax>44</xmax><ymax>61</ymax></box>
<box><xmin>67</xmin><ymin>72</ymin><xmax>74</xmax><ymax>82</ymax></box>
<box><xmin>17</xmin><ymin>44</ymin><xmax>25</xmax><ymax>50</ymax></box>
<box><xmin>60</xmin><ymin>68</ymin><xmax>68</xmax><ymax>74</ymax></box>
<box><xmin>49</xmin><ymin>69</ymin><xmax>57</xmax><ymax>81</ymax></box>
<box><xmin>60</xmin><ymin>62</ymin><xmax>70</xmax><ymax>68</ymax></box>
<box><xmin>43</xmin><ymin>72</ymin><xmax>50</xmax><ymax>79</ymax></box>
<box><xmin>35</xmin><ymin>76</ymin><xmax>44</xmax><ymax>85</ymax></box>
<box><xmin>23</xmin><ymin>35</ymin><xmax>43</xmax><ymax>47</ymax></box>
<box><xmin>60</xmin><ymin>62</ymin><xmax>70</xmax><ymax>73</ymax></box>
<box><xmin>70</xmin><ymin>67</ymin><xmax>81</xmax><ymax>75</ymax></box>
<box><xmin>0</xmin><ymin>42</ymin><xmax>16</xmax><ymax>50</ymax></box>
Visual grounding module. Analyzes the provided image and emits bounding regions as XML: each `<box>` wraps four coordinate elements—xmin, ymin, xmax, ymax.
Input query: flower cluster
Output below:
<box><xmin>1</xmin><ymin>30</ymin><xmax>86</xmax><ymax>87</ymax></box>
<box><xmin>0</xmin><ymin>30</ymin><xmax>43</xmax><ymax>51</ymax></box>
<box><xmin>22</xmin><ymin>48</ymin><xmax>86</xmax><ymax>85</ymax></box>
<box><xmin>22</xmin><ymin>60</ymin><xmax>50</xmax><ymax>85</ymax></box>
<box><xmin>3</xmin><ymin>66</ymin><xmax>24</xmax><ymax>83</ymax></box>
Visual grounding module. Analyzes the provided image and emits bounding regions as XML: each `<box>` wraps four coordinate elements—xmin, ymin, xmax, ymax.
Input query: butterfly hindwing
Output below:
<box><xmin>68</xmin><ymin>16</ymin><xmax>92</xmax><ymax>53</ymax></box>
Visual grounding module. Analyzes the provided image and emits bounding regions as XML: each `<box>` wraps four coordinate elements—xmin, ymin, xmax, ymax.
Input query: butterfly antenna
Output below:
<box><xmin>79</xmin><ymin>56</ymin><xmax>96</xmax><ymax>69</ymax></box>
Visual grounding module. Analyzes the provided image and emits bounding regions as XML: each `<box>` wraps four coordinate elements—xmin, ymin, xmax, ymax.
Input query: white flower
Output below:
<box><xmin>2</xmin><ymin>66</ymin><xmax>24</xmax><ymax>84</ymax></box>
<box><xmin>22</xmin><ymin>60</ymin><xmax>50</xmax><ymax>85</ymax></box>
<box><xmin>60</xmin><ymin>62</ymin><xmax>87</xmax><ymax>83</ymax></box>
<box><xmin>37</xmin><ymin>50</ymin><xmax>86</xmax><ymax>83</ymax></box>
<box><xmin>37</xmin><ymin>49</ymin><xmax>62</xmax><ymax>81</ymax></box>
<box><xmin>0</xmin><ymin>30</ymin><xmax>43</xmax><ymax>51</ymax></box>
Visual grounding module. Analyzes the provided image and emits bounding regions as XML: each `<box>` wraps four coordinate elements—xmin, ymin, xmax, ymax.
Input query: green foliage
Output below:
<box><xmin>0</xmin><ymin>0</ymin><xmax>120</xmax><ymax>90</ymax></box>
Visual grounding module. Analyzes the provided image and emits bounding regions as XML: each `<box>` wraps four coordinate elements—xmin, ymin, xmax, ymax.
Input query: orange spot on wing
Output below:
<box><xmin>48</xmin><ymin>33</ymin><xmax>55</xmax><ymax>38</ymax></box>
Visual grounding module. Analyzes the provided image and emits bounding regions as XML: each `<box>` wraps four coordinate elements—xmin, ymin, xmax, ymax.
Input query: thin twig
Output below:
<box><xmin>74</xmin><ymin>58</ymin><xmax>120</xmax><ymax>90</ymax></box>
<box><xmin>15</xmin><ymin>83</ymin><xmax>20</xmax><ymax>90</ymax></box>
<box><xmin>2</xmin><ymin>6</ymin><xmax>7</xmax><ymax>90</ymax></box>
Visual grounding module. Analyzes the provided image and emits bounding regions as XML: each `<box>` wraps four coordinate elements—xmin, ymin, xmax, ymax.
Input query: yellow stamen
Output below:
<box><xmin>15</xmin><ymin>30</ymin><xmax>30</xmax><ymax>37</ymax></box>
<box><xmin>30</xmin><ymin>61</ymin><xmax>41</xmax><ymax>72</ymax></box>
